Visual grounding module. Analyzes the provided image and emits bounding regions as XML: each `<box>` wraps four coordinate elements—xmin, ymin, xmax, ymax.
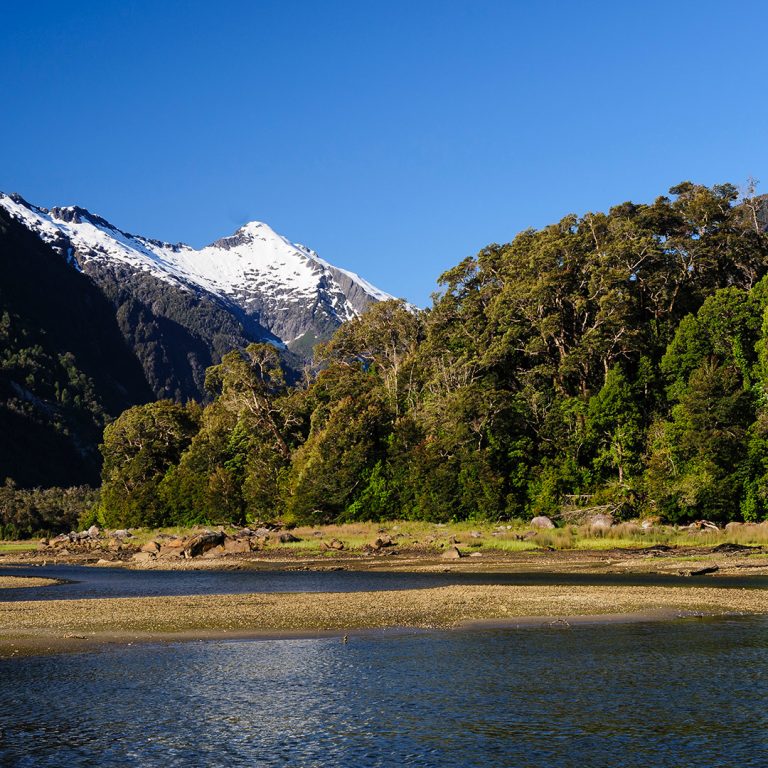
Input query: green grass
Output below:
<box><xmin>473</xmin><ymin>538</ymin><xmax>538</xmax><ymax>552</ymax></box>
<box><xmin>0</xmin><ymin>542</ymin><xmax>36</xmax><ymax>553</ymax></box>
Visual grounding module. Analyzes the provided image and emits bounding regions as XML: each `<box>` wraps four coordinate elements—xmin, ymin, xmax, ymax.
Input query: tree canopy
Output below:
<box><xmin>95</xmin><ymin>183</ymin><xmax>768</xmax><ymax>528</ymax></box>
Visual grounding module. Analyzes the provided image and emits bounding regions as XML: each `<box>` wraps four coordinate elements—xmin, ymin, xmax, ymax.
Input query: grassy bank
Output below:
<box><xmin>5</xmin><ymin>520</ymin><xmax>768</xmax><ymax>556</ymax></box>
<box><xmin>0</xmin><ymin>542</ymin><xmax>37</xmax><ymax>553</ymax></box>
<box><xmin>126</xmin><ymin>519</ymin><xmax>768</xmax><ymax>554</ymax></box>
<box><xmin>120</xmin><ymin>521</ymin><xmax>768</xmax><ymax>558</ymax></box>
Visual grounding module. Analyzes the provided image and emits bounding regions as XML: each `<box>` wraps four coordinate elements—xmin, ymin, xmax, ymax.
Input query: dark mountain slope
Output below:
<box><xmin>0</xmin><ymin>208</ymin><xmax>153</xmax><ymax>486</ymax></box>
<box><xmin>81</xmin><ymin>260</ymin><xmax>277</xmax><ymax>401</ymax></box>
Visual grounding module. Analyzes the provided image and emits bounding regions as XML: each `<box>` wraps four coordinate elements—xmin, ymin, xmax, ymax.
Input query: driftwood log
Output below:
<box><xmin>680</xmin><ymin>565</ymin><xmax>720</xmax><ymax>577</ymax></box>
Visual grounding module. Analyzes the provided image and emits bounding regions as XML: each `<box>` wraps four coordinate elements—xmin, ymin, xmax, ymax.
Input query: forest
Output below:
<box><xmin>6</xmin><ymin>182</ymin><xmax>768</xmax><ymax>534</ymax></box>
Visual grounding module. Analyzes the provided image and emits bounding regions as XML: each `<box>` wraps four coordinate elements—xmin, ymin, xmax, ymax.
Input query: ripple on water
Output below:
<box><xmin>1</xmin><ymin>616</ymin><xmax>767</xmax><ymax>767</ymax></box>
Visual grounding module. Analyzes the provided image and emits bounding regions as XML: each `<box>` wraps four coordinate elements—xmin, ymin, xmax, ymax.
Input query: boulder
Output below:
<box><xmin>724</xmin><ymin>522</ymin><xmax>743</xmax><ymax>531</ymax></box>
<box><xmin>111</xmin><ymin>529</ymin><xmax>132</xmax><ymax>539</ymax></box>
<box><xmin>87</xmin><ymin>525</ymin><xmax>100</xmax><ymax>538</ymax></box>
<box><xmin>324</xmin><ymin>538</ymin><xmax>345</xmax><ymax>551</ymax></box>
<box><xmin>588</xmin><ymin>513</ymin><xmax>614</xmax><ymax>530</ymax></box>
<box><xmin>372</xmin><ymin>535</ymin><xmax>394</xmax><ymax>550</ymax></box>
<box><xmin>441</xmin><ymin>546</ymin><xmax>463</xmax><ymax>559</ymax></box>
<box><xmin>530</xmin><ymin>516</ymin><xmax>555</xmax><ymax>529</ymax></box>
<box><xmin>223</xmin><ymin>538</ymin><xmax>251</xmax><ymax>554</ymax></box>
<box><xmin>202</xmin><ymin>545</ymin><xmax>226</xmax><ymax>558</ymax></box>
<box><xmin>278</xmin><ymin>532</ymin><xmax>301</xmax><ymax>544</ymax></box>
<box><xmin>181</xmin><ymin>531</ymin><xmax>226</xmax><ymax>559</ymax></box>
<box><xmin>140</xmin><ymin>540</ymin><xmax>161</xmax><ymax>554</ymax></box>
<box><xmin>253</xmin><ymin>527</ymin><xmax>272</xmax><ymax>538</ymax></box>
<box><xmin>131</xmin><ymin>551</ymin><xmax>155</xmax><ymax>563</ymax></box>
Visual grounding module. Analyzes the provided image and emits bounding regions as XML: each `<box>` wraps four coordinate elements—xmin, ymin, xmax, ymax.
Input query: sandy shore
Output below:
<box><xmin>1</xmin><ymin>583</ymin><xmax>765</xmax><ymax>657</ymax></box>
<box><xmin>0</xmin><ymin>576</ymin><xmax>60</xmax><ymax>590</ymax></box>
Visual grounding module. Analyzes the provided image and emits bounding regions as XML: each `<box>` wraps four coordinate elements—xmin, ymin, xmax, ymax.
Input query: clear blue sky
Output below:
<box><xmin>2</xmin><ymin>1</ymin><xmax>767</xmax><ymax>306</ymax></box>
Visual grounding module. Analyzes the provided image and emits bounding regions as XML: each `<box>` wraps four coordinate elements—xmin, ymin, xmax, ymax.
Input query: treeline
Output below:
<box><xmin>0</xmin><ymin>481</ymin><xmax>98</xmax><ymax>539</ymax></box>
<box><xmin>95</xmin><ymin>182</ymin><xmax>768</xmax><ymax>528</ymax></box>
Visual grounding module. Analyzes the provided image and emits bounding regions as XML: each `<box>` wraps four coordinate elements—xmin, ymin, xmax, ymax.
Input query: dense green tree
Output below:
<box><xmin>99</xmin><ymin>400</ymin><xmax>200</xmax><ymax>527</ymax></box>
<box><xmin>285</xmin><ymin>371</ymin><xmax>392</xmax><ymax>523</ymax></box>
<box><xmin>88</xmin><ymin>182</ymin><xmax>768</xmax><ymax>530</ymax></box>
<box><xmin>586</xmin><ymin>365</ymin><xmax>643</xmax><ymax>487</ymax></box>
<box><xmin>646</xmin><ymin>361</ymin><xmax>754</xmax><ymax>521</ymax></box>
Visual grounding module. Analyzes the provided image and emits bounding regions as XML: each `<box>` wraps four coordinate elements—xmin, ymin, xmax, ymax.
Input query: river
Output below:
<box><xmin>1</xmin><ymin>563</ymin><xmax>768</xmax><ymax>601</ymax></box>
<box><xmin>1</xmin><ymin>566</ymin><xmax>766</xmax><ymax>766</ymax></box>
<box><xmin>1</xmin><ymin>617</ymin><xmax>767</xmax><ymax>766</ymax></box>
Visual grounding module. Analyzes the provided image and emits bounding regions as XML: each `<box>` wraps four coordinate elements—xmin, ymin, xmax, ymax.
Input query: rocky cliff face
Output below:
<box><xmin>0</xmin><ymin>193</ymin><xmax>393</xmax><ymax>400</ymax></box>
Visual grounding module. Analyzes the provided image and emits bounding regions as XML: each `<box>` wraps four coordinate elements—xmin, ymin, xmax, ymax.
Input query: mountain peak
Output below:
<box><xmin>209</xmin><ymin>219</ymin><xmax>282</xmax><ymax>250</ymax></box>
<box><xmin>239</xmin><ymin>220</ymin><xmax>269</xmax><ymax>233</ymax></box>
<box><xmin>0</xmin><ymin>191</ymin><xmax>394</xmax><ymax>350</ymax></box>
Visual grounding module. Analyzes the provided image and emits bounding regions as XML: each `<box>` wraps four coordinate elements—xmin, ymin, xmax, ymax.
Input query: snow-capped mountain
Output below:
<box><xmin>0</xmin><ymin>192</ymin><xmax>394</xmax><ymax>402</ymax></box>
<box><xmin>0</xmin><ymin>192</ymin><xmax>392</xmax><ymax>349</ymax></box>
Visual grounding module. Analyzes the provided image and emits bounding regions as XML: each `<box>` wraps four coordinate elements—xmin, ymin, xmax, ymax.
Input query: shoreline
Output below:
<box><xmin>0</xmin><ymin>575</ymin><xmax>61</xmax><ymax>590</ymax></box>
<box><xmin>0</xmin><ymin>608</ymin><xmax>750</xmax><ymax>659</ymax></box>
<box><xmin>1</xmin><ymin>583</ymin><xmax>765</xmax><ymax>658</ymax></box>
<box><xmin>5</xmin><ymin>535</ymin><xmax>768</xmax><ymax>580</ymax></box>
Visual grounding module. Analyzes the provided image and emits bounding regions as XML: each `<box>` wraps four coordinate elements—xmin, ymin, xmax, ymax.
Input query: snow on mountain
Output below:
<box><xmin>0</xmin><ymin>192</ymin><xmax>393</xmax><ymax>346</ymax></box>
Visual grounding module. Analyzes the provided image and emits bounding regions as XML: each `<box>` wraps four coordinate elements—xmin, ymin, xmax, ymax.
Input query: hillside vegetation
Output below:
<box><xmin>0</xmin><ymin>208</ymin><xmax>152</xmax><ymax>488</ymax></box>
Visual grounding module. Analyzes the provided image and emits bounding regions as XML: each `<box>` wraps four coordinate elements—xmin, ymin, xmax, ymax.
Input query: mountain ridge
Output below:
<box><xmin>0</xmin><ymin>192</ymin><xmax>394</xmax><ymax>401</ymax></box>
<box><xmin>0</xmin><ymin>192</ymin><xmax>393</xmax><ymax>348</ymax></box>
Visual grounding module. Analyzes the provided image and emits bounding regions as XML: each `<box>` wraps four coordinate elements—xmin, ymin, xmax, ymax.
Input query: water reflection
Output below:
<box><xmin>1</xmin><ymin>617</ymin><xmax>767</xmax><ymax>767</ymax></box>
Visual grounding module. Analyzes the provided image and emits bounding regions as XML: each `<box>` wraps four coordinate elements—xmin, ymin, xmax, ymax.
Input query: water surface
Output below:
<box><xmin>1</xmin><ymin>563</ymin><xmax>767</xmax><ymax>602</ymax></box>
<box><xmin>1</xmin><ymin>617</ymin><xmax>766</xmax><ymax>767</ymax></box>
